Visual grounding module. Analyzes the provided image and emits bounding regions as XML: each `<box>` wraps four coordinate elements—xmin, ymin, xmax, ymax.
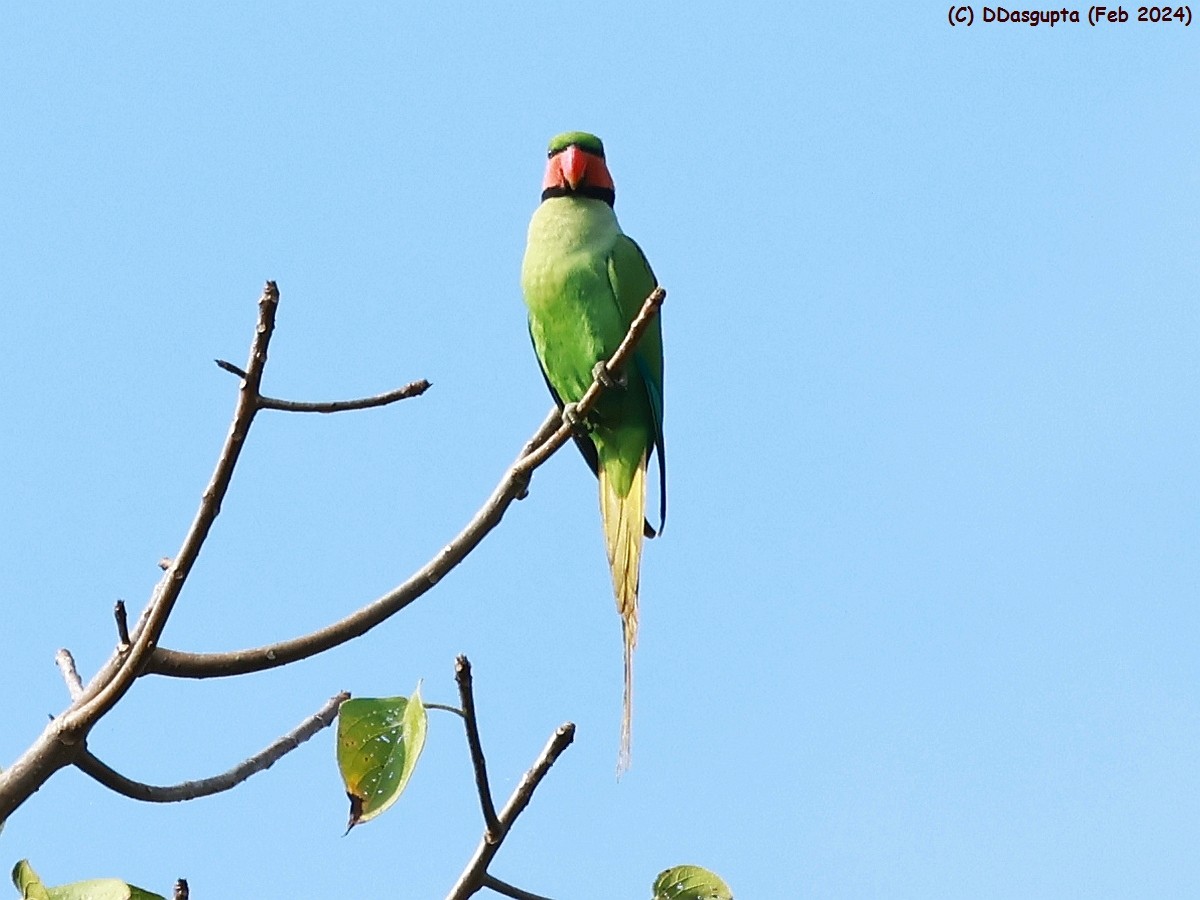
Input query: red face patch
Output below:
<box><xmin>542</xmin><ymin>145</ymin><xmax>615</xmax><ymax>194</ymax></box>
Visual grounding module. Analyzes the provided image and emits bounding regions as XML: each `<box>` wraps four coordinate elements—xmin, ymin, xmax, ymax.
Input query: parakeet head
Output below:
<box><xmin>541</xmin><ymin>131</ymin><xmax>615</xmax><ymax>206</ymax></box>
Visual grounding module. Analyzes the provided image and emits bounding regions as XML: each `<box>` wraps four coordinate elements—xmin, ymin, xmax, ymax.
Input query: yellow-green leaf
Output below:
<box><xmin>652</xmin><ymin>865</ymin><xmax>734</xmax><ymax>900</ymax></box>
<box><xmin>12</xmin><ymin>861</ymin><xmax>164</xmax><ymax>900</ymax></box>
<box><xmin>336</xmin><ymin>684</ymin><xmax>427</xmax><ymax>830</ymax></box>
<box><xmin>12</xmin><ymin>861</ymin><xmax>51</xmax><ymax>900</ymax></box>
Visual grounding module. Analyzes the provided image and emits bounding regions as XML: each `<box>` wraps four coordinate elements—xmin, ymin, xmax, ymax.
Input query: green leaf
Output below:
<box><xmin>50</xmin><ymin>881</ymin><xmax>163</xmax><ymax>900</ymax></box>
<box><xmin>12</xmin><ymin>861</ymin><xmax>51</xmax><ymax>900</ymax></box>
<box><xmin>12</xmin><ymin>861</ymin><xmax>165</xmax><ymax>900</ymax></box>
<box><xmin>652</xmin><ymin>865</ymin><xmax>734</xmax><ymax>900</ymax></box>
<box><xmin>336</xmin><ymin>684</ymin><xmax>428</xmax><ymax>831</ymax></box>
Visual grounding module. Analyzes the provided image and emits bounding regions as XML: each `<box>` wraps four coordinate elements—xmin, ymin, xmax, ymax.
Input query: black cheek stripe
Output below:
<box><xmin>541</xmin><ymin>185</ymin><xmax>616</xmax><ymax>207</ymax></box>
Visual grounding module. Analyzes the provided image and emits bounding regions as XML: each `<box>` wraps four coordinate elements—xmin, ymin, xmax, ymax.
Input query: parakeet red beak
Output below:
<box><xmin>559</xmin><ymin>144</ymin><xmax>588</xmax><ymax>190</ymax></box>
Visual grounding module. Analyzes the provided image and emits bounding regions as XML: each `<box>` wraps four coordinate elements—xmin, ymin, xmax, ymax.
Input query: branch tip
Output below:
<box><xmin>114</xmin><ymin>600</ymin><xmax>131</xmax><ymax>647</ymax></box>
<box><xmin>215</xmin><ymin>359</ymin><xmax>249</xmax><ymax>379</ymax></box>
<box><xmin>455</xmin><ymin>656</ymin><xmax>501</xmax><ymax>841</ymax></box>
<box><xmin>55</xmin><ymin>649</ymin><xmax>84</xmax><ymax>700</ymax></box>
<box><xmin>257</xmin><ymin>378</ymin><xmax>432</xmax><ymax>414</ymax></box>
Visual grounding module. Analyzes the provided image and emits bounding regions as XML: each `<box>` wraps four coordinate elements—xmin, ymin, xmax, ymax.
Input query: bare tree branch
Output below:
<box><xmin>142</xmin><ymin>287</ymin><xmax>666</xmax><ymax>680</ymax></box>
<box><xmin>145</xmin><ymin>408</ymin><xmax>561</xmax><ymax>679</ymax></box>
<box><xmin>67</xmin><ymin>282</ymin><xmax>282</xmax><ymax>732</ymax></box>
<box><xmin>481</xmin><ymin>875</ymin><xmax>556</xmax><ymax>900</ymax></box>
<box><xmin>258</xmin><ymin>378</ymin><xmax>431</xmax><ymax>413</ymax></box>
<box><xmin>140</xmin><ymin>412</ymin><xmax>548</xmax><ymax>676</ymax></box>
<box><xmin>74</xmin><ymin>691</ymin><xmax>348</xmax><ymax>803</ymax></box>
<box><xmin>455</xmin><ymin>656</ymin><xmax>501</xmax><ymax>843</ymax></box>
<box><xmin>446</xmin><ymin>723</ymin><xmax>575</xmax><ymax>900</ymax></box>
<box><xmin>54</xmin><ymin>650</ymin><xmax>84</xmax><ymax>700</ymax></box>
<box><xmin>0</xmin><ymin>282</ymin><xmax>283</xmax><ymax>821</ymax></box>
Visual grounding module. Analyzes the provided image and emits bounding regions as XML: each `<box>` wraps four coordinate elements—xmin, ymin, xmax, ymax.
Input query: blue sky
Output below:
<box><xmin>1</xmin><ymin>4</ymin><xmax>1197</xmax><ymax>897</ymax></box>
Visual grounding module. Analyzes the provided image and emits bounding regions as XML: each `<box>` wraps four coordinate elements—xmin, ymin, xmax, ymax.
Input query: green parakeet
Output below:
<box><xmin>520</xmin><ymin>131</ymin><xmax>666</xmax><ymax>772</ymax></box>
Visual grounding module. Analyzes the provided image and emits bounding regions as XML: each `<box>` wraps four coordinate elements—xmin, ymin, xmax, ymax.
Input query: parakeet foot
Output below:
<box><xmin>561</xmin><ymin>402</ymin><xmax>593</xmax><ymax>433</ymax></box>
<box><xmin>591</xmin><ymin>360</ymin><xmax>626</xmax><ymax>390</ymax></box>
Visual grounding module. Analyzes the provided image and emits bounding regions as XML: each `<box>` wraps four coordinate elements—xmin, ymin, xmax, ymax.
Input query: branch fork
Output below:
<box><xmin>0</xmin><ymin>281</ymin><xmax>429</xmax><ymax>821</ymax></box>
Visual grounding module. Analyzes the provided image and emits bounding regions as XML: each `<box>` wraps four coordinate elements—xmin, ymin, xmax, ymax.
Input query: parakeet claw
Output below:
<box><xmin>592</xmin><ymin>360</ymin><xmax>626</xmax><ymax>390</ymax></box>
<box><xmin>561</xmin><ymin>402</ymin><xmax>591</xmax><ymax>433</ymax></box>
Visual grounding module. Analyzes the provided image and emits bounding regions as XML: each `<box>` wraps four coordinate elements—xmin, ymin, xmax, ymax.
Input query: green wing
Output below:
<box><xmin>607</xmin><ymin>234</ymin><xmax>667</xmax><ymax>534</ymax></box>
<box><xmin>528</xmin><ymin>321</ymin><xmax>660</xmax><ymax>539</ymax></box>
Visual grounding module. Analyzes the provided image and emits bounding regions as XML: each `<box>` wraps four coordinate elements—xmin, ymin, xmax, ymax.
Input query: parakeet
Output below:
<box><xmin>520</xmin><ymin>131</ymin><xmax>666</xmax><ymax>772</ymax></box>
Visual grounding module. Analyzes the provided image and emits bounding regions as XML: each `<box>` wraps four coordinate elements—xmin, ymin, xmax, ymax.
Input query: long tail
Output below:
<box><xmin>599</xmin><ymin>454</ymin><xmax>646</xmax><ymax>777</ymax></box>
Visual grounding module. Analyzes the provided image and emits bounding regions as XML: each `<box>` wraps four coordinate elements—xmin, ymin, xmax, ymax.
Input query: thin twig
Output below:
<box><xmin>456</xmin><ymin>656</ymin><xmax>500</xmax><ymax>842</ymax></box>
<box><xmin>511</xmin><ymin>412</ymin><xmax>564</xmax><ymax>500</ymax></box>
<box><xmin>445</xmin><ymin>723</ymin><xmax>576</xmax><ymax>900</ymax></box>
<box><xmin>215</xmin><ymin>359</ymin><xmax>249</xmax><ymax>379</ymax></box>
<box><xmin>494</xmin><ymin>725</ymin><xmax>576</xmax><ymax>841</ymax></box>
<box><xmin>143</xmin><ymin>287</ymin><xmax>665</xmax><ymax>680</ymax></box>
<box><xmin>74</xmin><ymin>691</ymin><xmax>348</xmax><ymax>803</ymax></box>
<box><xmin>135</xmin><ymin>565</ymin><xmax>171</xmax><ymax>635</ymax></box>
<box><xmin>219</xmin><ymin>352</ymin><xmax>429</xmax><ymax>414</ymax></box>
<box><xmin>54</xmin><ymin>650</ymin><xmax>84</xmax><ymax>700</ymax></box>
<box><xmin>482</xmin><ymin>874</ymin><xmax>556</xmax><ymax>900</ymax></box>
<box><xmin>114</xmin><ymin>600</ymin><xmax>130</xmax><ymax>648</ymax></box>
<box><xmin>258</xmin><ymin>379</ymin><xmax>431</xmax><ymax>413</ymax></box>
<box><xmin>426</xmin><ymin>702</ymin><xmax>466</xmax><ymax>719</ymax></box>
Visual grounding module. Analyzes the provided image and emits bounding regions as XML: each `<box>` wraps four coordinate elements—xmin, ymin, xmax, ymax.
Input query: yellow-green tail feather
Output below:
<box><xmin>599</xmin><ymin>454</ymin><xmax>646</xmax><ymax>776</ymax></box>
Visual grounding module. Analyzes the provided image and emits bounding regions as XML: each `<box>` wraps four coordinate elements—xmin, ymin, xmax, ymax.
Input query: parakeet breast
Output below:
<box><xmin>521</xmin><ymin>197</ymin><xmax>627</xmax><ymax>403</ymax></box>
